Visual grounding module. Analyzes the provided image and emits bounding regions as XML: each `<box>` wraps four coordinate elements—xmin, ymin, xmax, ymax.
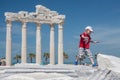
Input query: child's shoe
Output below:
<box><xmin>74</xmin><ymin>61</ymin><xmax>78</xmax><ymax>65</ymax></box>
<box><xmin>92</xmin><ymin>63</ymin><xmax>97</xmax><ymax>67</ymax></box>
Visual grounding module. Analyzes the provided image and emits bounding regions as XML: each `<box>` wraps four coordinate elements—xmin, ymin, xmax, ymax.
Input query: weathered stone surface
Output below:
<box><xmin>5</xmin><ymin>5</ymin><xmax>65</xmax><ymax>24</ymax></box>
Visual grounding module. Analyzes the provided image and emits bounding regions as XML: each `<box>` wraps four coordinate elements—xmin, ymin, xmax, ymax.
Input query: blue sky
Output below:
<box><xmin>0</xmin><ymin>0</ymin><xmax>120</xmax><ymax>63</ymax></box>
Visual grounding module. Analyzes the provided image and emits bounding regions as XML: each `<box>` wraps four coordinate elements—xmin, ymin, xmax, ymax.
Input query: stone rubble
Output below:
<box><xmin>0</xmin><ymin>54</ymin><xmax>120</xmax><ymax>80</ymax></box>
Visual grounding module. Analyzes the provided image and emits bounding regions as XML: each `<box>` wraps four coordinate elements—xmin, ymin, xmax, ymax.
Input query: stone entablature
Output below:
<box><xmin>5</xmin><ymin>5</ymin><xmax>65</xmax><ymax>24</ymax></box>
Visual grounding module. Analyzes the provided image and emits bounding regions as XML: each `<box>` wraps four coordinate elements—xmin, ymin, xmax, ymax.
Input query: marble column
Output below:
<box><xmin>50</xmin><ymin>24</ymin><xmax>55</xmax><ymax>65</ymax></box>
<box><xmin>21</xmin><ymin>22</ymin><xmax>27</xmax><ymax>63</ymax></box>
<box><xmin>58</xmin><ymin>23</ymin><xmax>63</xmax><ymax>64</ymax></box>
<box><xmin>6</xmin><ymin>20</ymin><xmax>12</xmax><ymax>66</ymax></box>
<box><xmin>36</xmin><ymin>23</ymin><xmax>42</xmax><ymax>64</ymax></box>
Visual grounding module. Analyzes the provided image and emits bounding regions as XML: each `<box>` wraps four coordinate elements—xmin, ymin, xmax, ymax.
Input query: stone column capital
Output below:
<box><xmin>36</xmin><ymin>23</ymin><xmax>41</xmax><ymax>26</ymax></box>
<box><xmin>36</xmin><ymin>23</ymin><xmax>41</xmax><ymax>30</ymax></box>
<box><xmin>6</xmin><ymin>20</ymin><xmax>12</xmax><ymax>24</ymax></box>
<box><xmin>58</xmin><ymin>23</ymin><xmax>63</xmax><ymax>29</ymax></box>
<box><xmin>59</xmin><ymin>22</ymin><xmax>64</xmax><ymax>25</ymax></box>
<box><xmin>6</xmin><ymin>20</ymin><xmax>12</xmax><ymax>28</ymax></box>
<box><xmin>50</xmin><ymin>24</ymin><xmax>55</xmax><ymax>31</ymax></box>
<box><xmin>21</xmin><ymin>21</ymin><xmax>27</xmax><ymax>24</ymax></box>
<box><xmin>21</xmin><ymin>22</ymin><xmax>27</xmax><ymax>28</ymax></box>
<box><xmin>50</xmin><ymin>24</ymin><xmax>54</xmax><ymax>27</ymax></box>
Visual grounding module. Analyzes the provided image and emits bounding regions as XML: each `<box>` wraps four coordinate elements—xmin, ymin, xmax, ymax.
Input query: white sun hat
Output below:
<box><xmin>85</xmin><ymin>26</ymin><xmax>93</xmax><ymax>32</ymax></box>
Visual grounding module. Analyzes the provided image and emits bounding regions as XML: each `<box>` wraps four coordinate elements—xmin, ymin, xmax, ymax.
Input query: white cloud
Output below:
<box><xmin>93</xmin><ymin>27</ymin><xmax>120</xmax><ymax>45</ymax></box>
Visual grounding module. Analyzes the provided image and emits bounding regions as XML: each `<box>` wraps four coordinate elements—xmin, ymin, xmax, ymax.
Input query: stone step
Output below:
<box><xmin>88</xmin><ymin>69</ymin><xmax>110</xmax><ymax>80</ymax></box>
<box><xmin>4</xmin><ymin>68</ymin><xmax>75</xmax><ymax>73</ymax></box>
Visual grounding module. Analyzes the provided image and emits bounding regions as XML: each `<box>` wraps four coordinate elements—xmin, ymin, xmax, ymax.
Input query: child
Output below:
<box><xmin>75</xmin><ymin>26</ymin><xmax>98</xmax><ymax>66</ymax></box>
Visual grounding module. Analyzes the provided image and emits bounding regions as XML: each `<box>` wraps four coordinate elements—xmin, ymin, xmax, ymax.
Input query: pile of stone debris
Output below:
<box><xmin>0</xmin><ymin>54</ymin><xmax>120</xmax><ymax>80</ymax></box>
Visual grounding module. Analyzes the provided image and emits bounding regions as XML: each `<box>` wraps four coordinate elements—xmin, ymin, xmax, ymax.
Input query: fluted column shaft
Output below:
<box><xmin>36</xmin><ymin>23</ymin><xmax>42</xmax><ymax>64</ymax></box>
<box><xmin>21</xmin><ymin>22</ymin><xmax>27</xmax><ymax>63</ymax></box>
<box><xmin>50</xmin><ymin>24</ymin><xmax>55</xmax><ymax>65</ymax></box>
<box><xmin>6</xmin><ymin>20</ymin><xmax>12</xmax><ymax>66</ymax></box>
<box><xmin>58</xmin><ymin>23</ymin><xmax>63</xmax><ymax>64</ymax></box>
